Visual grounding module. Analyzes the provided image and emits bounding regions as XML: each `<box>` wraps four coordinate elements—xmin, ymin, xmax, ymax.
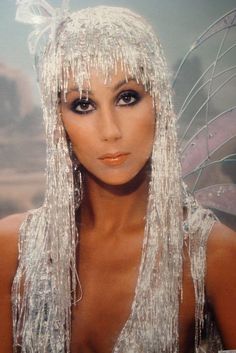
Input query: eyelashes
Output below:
<box><xmin>117</xmin><ymin>91</ymin><xmax>140</xmax><ymax>106</ymax></box>
<box><xmin>70</xmin><ymin>90</ymin><xmax>141</xmax><ymax>115</ymax></box>
<box><xmin>71</xmin><ymin>99</ymin><xmax>95</xmax><ymax>114</ymax></box>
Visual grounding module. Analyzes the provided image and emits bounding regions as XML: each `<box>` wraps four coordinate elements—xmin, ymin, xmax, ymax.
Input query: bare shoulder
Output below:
<box><xmin>0</xmin><ymin>212</ymin><xmax>28</xmax><ymax>247</ymax></box>
<box><xmin>0</xmin><ymin>212</ymin><xmax>28</xmax><ymax>235</ymax></box>
<box><xmin>206</xmin><ymin>222</ymin><xmax>236</xmax><ymax>295</ymax></box>
<box><xmin>0</xmin><ymin>212</ymin><xmax>28</xmax><ymax>283</ymax></box>
<box><xmin>205</xmin><ymin>222</ymin><xmax>236</xmax><ymax>347</ymax></box>
<box><xmin>208</xmin><ymin>221</ymin><xmax>236</xmax><ymax>247</ymax></box>
<box><xmin>0</xmin><ymin>213</ymin><xmax>29</xmax><ymax>352</ymax></box>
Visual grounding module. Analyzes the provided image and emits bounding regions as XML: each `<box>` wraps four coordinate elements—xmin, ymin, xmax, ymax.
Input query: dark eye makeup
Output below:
<box><xmin>117</xmin><ymin>90</ymin><xmax>141</xmax><ymax>106</ymax></box>
<box><xmin>69</xmin><ymin>89</ymin><xmax>141</xmax><ymax>115</ymax></box>
<box><xmin>70</xmin><ymin>98</ymin><xmax>95</xmax><ymax>114</ymax></box>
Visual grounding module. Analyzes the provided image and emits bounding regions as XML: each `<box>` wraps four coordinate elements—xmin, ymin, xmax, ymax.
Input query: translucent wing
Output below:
<box><xmin>173</xmin><ymin>8</ymin><xmax>236</xmax><ymax>224</ymax></box>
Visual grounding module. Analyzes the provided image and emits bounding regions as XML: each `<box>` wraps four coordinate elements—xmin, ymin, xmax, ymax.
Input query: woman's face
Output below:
<box><xmin>60</xmin><ymin>67</ymin><xmax>156</xmax><ymax>186</ymax></box>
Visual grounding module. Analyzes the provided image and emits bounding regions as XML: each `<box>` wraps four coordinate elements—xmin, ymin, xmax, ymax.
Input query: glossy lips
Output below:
<box><xmin>98</xmin><ymin>152</ymin><xmax>130</xmax><ymax>166</ymax></box>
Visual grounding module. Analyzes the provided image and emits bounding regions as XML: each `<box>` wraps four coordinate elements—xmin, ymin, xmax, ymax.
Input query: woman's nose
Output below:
<box><xmin>98</xmin><ymin>107</ymin><xmax>122</xmax><ymax>142</ymax></box>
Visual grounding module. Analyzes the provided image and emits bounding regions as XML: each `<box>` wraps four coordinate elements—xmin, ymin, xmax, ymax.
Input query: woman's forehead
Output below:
<box><xmin>65</xmin><ymin>66</ymin><xmax>143</xmax><ymax>93</ymax></box>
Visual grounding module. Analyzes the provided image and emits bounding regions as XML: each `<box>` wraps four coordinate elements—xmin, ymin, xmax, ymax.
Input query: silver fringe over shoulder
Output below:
<box><xmin>12</xmin><ymin>3</ymin><xmax>220</xmax><ymax>353</ymax></box>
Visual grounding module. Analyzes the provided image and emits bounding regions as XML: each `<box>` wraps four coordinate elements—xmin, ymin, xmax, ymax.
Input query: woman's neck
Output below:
<box><xmin>79</xmin><ymin>167</ymin><xmax>149</xmax><ymax>235</ymax></box>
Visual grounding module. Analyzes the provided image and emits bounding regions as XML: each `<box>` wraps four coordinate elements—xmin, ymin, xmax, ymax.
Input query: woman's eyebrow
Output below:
<box><xmin>112</xmin><ymin>77</ymin><xmax>137</xmax><ymax>91</ymax></box>
<box><xmin>66</xmin><ymin>88</ymin><xmax>93</xmax><ymax>96</ymax></box>
<box><xmin>66</xmin><ymin>77</ymin><xmax>138</xmax><ymax>96</ymax></box>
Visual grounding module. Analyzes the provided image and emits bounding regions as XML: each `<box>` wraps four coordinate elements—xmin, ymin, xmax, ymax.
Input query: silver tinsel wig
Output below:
<box><xmin>13</xmin><ymin>1</ymin><xmax>218</xmax><ymax>352</ymax></box>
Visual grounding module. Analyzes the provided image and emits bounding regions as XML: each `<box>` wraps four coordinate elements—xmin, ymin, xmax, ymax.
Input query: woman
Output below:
<box><xmin>0</xmin><ymin>3</ymin><xmax>236</xmax><ymax>353</ymax></box>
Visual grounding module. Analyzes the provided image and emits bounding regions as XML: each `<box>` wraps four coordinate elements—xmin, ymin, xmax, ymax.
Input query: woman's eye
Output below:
<box><xmin>71</xmin><ymin>99</ymin><xmax>95</xmax><ymax>114</ymax></box>
<box><xmin>117</xmin><ymin>91</ymin><xmax>140</xmax><ymax>106</ymax></box>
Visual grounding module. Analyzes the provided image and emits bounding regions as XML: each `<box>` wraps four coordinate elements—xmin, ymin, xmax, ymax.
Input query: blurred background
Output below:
<box><xmin>0</xmin><ymin>0</ymin><xmax>235</xmax><ymax>228</ymax></box>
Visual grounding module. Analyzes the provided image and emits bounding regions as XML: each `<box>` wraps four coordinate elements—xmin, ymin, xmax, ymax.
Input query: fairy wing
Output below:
<box><xmin>172</xmin><ymin>8</ymin><xmax>236</xmax><ymax>226</ymax></box>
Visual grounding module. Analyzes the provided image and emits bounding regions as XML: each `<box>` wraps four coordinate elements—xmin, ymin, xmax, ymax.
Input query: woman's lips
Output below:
<box><xmin>98</xmin><ymin>152</ymin><xmax>130</xmax><ymax>166</ymax></box>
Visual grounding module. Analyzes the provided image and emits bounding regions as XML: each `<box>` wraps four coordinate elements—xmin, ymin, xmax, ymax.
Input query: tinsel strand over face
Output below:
<box><xmin>12</xmin><ymin>3</ymin><xmax>218</xmax><ymax>353</ymax></box>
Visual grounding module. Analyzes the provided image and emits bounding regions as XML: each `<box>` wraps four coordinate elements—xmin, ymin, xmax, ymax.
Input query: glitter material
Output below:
<box><xmin>15</xmin><ymin>0</ymin><xmax>70</xmax><ymax>55</ymax></box>
<box><xmin>13</xmin><ymin>3</ymin><xmax>221</xmax><ymax>353</ymax></box>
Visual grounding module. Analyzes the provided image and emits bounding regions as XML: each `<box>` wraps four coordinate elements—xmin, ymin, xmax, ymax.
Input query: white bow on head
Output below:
<box><xmin>16</xmin><ymin>0</ymin><xmax>70</xmax><ymax>55</ymax></box>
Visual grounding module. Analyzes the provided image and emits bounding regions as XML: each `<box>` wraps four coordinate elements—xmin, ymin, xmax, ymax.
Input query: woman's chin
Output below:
<box><xmin>84</xmin><ymin>165</ymin><xmax>149</xmax><ymax>190</ymax></box>
<box><xmin>88</xmin><ymin>174</ymin><xmax>136</xmax><ymax>187</ymax></box>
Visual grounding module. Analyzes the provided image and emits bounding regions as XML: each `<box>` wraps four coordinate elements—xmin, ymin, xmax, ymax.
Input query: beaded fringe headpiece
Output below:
<box><xmin>12</xmin><ymin>2</ymin><xmax>218</xmax><ymax>352</ymax></box>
